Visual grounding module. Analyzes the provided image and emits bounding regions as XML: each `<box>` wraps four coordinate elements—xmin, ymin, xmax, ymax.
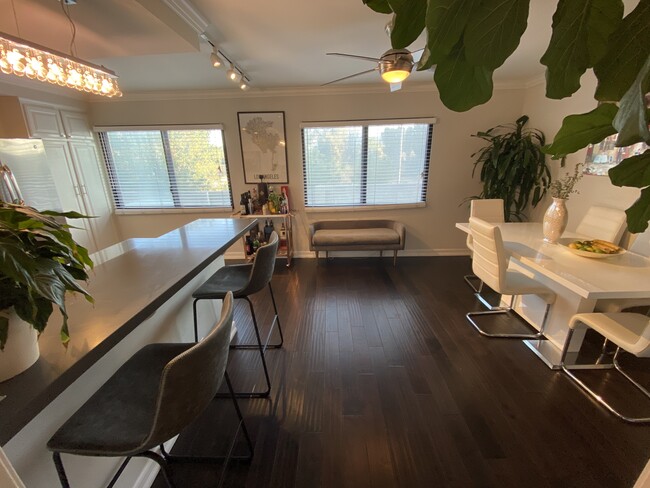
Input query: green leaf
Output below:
<box><xmin>594</xmin><ymin>0</ymin><xmax>650</xmax><ymax>102</ymax></box>
<box><xmin>362</xmin><ymin>0</ymin><xmax>393</xmax><ymax>14</ymax></box>
<box><xmin>418</xmin><ymin>0</ymin><xmax>478</xmax><ymax>70</ymax></box>
<box><xmin>624</xmin><ymin>185</ymin><xmax>650</xmax><ymax>233</ymax></box>
<box><xmin>541</xmin><ymin>0</ymin><xmax>624</xmax><ymax>99</ymax></box>
<box><xmin>543</xmin><ymin>103</ymin><xmax>618</xmax><ymax>159</ymax></box>
<box><xmin>613</xmin><ymin>54</ymin><xmax>650</xmax><ymax>147</ymax></box>
<box><xmin>464</xmin><ymin>0</ymin><xmax>530</xmax><ymax>70</ymax></box>
<box><xmin>0</xmin><ymin>315</ymin><xmax>7</xmax><ymax>350</ymax></box>
<box><xmin>387</xmin><ymin>0</ymin><xmax>427</xmax><ymax>49</ymax></box>
<box><xmin>608</xmin><ymin>149</ymin><xmax>650</xmax><ymax>188</ymax></box>
<box><xmin>434</xmin><ymin>45</ymin><xmax>494</xmax><ymax>112</ymax></box>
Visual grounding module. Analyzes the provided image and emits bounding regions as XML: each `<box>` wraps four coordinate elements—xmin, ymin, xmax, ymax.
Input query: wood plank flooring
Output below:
<box><xmin>153</xmin><ymin>257</ymin><xmax>650</xmax><ymax>488</ymax></box>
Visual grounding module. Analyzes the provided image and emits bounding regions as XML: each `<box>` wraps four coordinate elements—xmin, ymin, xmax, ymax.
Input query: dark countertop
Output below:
<box><xmin>0</xmin><ymin>218</ymin><xmax>256</xmax><ymax>445</ymax></box>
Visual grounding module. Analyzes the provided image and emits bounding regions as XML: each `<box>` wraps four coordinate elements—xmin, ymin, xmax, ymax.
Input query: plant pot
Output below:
<box><xmin>543</xmin><ymin>197</ymin><xmax>568</xmax><ymax>244</ymax></box>
<box><xmin>0</xmin><ymin>310</ymin><xmax>40</xmax><ymax>383</ymax></box>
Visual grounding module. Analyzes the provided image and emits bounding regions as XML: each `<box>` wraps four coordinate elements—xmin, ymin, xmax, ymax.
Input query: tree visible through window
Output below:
<box><xmin>99</xmin><ymin>128</ymin><xmax>232</xmax><ymax>209</ymax></box>
<box><xmin>302</xmin><ymin>121</ymin><xmax>433</xmax><ymax>207</ymax></box>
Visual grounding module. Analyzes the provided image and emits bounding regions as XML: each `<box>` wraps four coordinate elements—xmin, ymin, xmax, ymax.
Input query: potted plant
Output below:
<box><xmin>543</xmin><ymin>163</ymin><xmax>584</xmax><ymax>243</ymax></box>
<box><xmin>468</xmin><ymin>115</ymin><xmax>550</xmax><ymax>221</ymax></box>
<box><xmin>0</xmin><ymin>202</ymin><xmax>93</xmax><ymax>382</ymax></box>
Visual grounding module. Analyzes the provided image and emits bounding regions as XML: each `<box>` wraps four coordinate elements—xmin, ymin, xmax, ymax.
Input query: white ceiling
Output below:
<box><xmin>0</xmin><ymin>0</ymin><xmax>622</xmax><ymax>96</ymax></box>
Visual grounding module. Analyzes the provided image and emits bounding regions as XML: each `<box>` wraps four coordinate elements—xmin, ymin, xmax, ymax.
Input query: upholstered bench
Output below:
<box><xmin>309</xmin><ymin>220</ymin><xmax>406</xmax><ymax>265</ymax></box>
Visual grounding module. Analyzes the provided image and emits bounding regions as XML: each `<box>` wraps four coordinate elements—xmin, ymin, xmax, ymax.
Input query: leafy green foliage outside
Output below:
<box><xmin>468</xmin><ymin>116</ymin><xmax>550</xmax><ymax>222</ymax></box>
<box><xmin>0</xmin><ymin>203</ymin><xmax>93</xmax><ymax>350</ymax></box>
<box><xmin>362</xmin><ymin>0</ymin><xmax>650</xmax><ymax>232</ymax></box>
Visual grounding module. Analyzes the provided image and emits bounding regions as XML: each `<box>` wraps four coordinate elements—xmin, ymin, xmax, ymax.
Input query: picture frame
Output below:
<box><xmin>238</xmin><ymin>111</ymin><xmax>289</xmax><ymax>184</ymax></box>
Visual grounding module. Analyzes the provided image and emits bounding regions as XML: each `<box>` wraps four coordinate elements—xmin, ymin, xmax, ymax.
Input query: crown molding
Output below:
<box><xmin>95</xmin><ymin>78</ymin><xmax>531</xmax><ymax>103</ymax></box>
<box><xmin>162</xmin><ymin>0</ymin><xmax>209</xmax><ymax>34</ymax></box>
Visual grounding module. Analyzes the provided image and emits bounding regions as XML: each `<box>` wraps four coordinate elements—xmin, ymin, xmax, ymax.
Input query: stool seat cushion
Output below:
<box><xmin>312</xmin><ymin>228</ymin><xmax>400</xmax><ymax>246</ymax></box>
<box><xmin>569</xmin><ymin>313</ymin><xmax>650</xmax><ymax>357</ymax></box>
<box><xmin>47</xmin><ymin>343</ymin><xmax>190</xmax><ymax>457</ymax></box>
<box><xmin>193</xmin><ymin>264</ymin><xmax>253</xmax><ymax>300</ymax></box>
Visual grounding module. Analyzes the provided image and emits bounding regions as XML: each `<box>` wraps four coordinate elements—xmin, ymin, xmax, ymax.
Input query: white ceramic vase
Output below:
<box><xmin>543</xmin><ymin>197</ymin><xmax>568</xmax><ymax>244</ymax></box>
<box><xmin>0</xmin><ymin>310</ymin><xmax>40</xmax><ymax>383</ymax></box>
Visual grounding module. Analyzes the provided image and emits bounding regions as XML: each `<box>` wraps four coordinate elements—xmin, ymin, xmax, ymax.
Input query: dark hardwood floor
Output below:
<box><xmin>153</xmin><ymin>257</ymin><xmax>650</xmax><ymax>488</ymax></box>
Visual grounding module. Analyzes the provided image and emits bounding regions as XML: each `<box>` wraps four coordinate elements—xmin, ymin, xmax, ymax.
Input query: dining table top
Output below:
<box><xmin>456</xmin><ymin>222</ymin><xmax>650</xmax><ymax>300</ymax></box>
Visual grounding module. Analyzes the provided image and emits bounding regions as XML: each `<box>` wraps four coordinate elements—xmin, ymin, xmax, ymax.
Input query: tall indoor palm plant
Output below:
<box><xmin>468</xmin><ymin>115</ymin><xmax>550</xmax><ymax>221</ymax></box>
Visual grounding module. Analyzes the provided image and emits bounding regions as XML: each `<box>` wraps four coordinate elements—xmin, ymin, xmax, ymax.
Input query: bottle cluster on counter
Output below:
<box><xmin>244</xmin><ymin>219</ymin><xmax>287</xmax><ymax>255</ymax></box>
<box><xmin>239</xmin><ymin>181</ymin><xmax>290</xmax><ymax>216</ymax></box>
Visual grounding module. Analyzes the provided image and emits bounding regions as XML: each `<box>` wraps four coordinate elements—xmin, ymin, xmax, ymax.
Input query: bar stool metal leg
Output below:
<box><xmin>136</xmin><ymin>451</ymin><xmax>177</xmax><ymax>488</ymax></box>
<box><xmin>52</xmin><ymin>452</ymin><xmax>71</xmax><ymax>488</ymax></box>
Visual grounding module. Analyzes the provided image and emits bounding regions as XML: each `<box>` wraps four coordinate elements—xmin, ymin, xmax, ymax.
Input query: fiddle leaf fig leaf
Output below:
<box><xmin>595</xmin><ymin>0</ymin><xmax>650</xmax><ymax>102</ymax></box>
<box><xmin>608</xmin><ymin>149</ymin><xmax>650</xmax><ymax>188</ymax></box>
<box><xmin>623</xmin><ymin>185</ymin><xmax>650</xmax><ymax>233</ymax></box>
<box><xmin>613</xmin><ymin>54</ymin><xmax>650</xmax><ymax>147</ymax></box>
<box><xmin>386</xmin><ymin>0</ymin><xmax>427</xmax><ymax>49</ymax></box>
<box><xmin>543</xmin><ymin>103</ymin><xmax>618</xmax><ymax>159</ymax></box>
<box><xmin>541</xmin><ymin>0</ymin><xmax>624</xmax><ymax>99</ymax></box>
<box><xmin>434</xmin><ymin>45</ymin><xmax>494</xmax><ymax>112</ymax></box>
<box><xmin>464</xmin><ymin>0</ymin><xmax>530</xmax><ymax>70</ymax></box>
<box><xmin>418</xmin><ymin>0</ymin><xmax>478</xmax><ymax>70</ymax></box>
<box><xmin>362</xmin><ymin>0</ymin><xmax>393</xmax><ymax>14</ymax></box>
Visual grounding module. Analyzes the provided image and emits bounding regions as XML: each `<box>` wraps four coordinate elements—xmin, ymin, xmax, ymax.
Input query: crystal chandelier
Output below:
<box><xmin>0</xmin><ymin>32</ymin><xmax>121</xmax><ymax>98</ymax></box>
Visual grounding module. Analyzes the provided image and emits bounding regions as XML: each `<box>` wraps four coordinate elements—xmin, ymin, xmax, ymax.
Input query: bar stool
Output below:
<box><xmin>466</xmin><ymin>217</ymin><xmax>556</xmax><ymax>338</ymax></box>
<box><xmin>193</xmin><ymin>231</ymin><xmax>283</xmax><ymax>398</ymax></box>
<box><xmin>560</xmin><ymin>312</ymin><xmax>650</xmax><ymax>423</ymax></box>
<box><xmin>47</xmin><ymin>293</ymin><xmax>253</xmax><ymax>488</ymax></box>
<box><xmin>463</xmin><ymin>199</ymin><xmax>505</xmax><ymax>306</ymax></box>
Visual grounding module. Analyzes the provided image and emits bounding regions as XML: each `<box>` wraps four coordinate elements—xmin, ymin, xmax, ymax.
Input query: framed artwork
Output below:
<box><xmin>238</xmin><ymin>111</ymin><xmax>289</xmax><ymax>183</ymax></box>
<box><xmin>584</xmin><ymin>134</ymin><xmax>648</xmax><ymax>176</ymax></box>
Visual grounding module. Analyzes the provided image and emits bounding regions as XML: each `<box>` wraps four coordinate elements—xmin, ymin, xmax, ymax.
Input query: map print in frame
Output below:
<box><xmin>238</xmin><ymin>111</ymin><xmax>289</xmax><ymax>183</ymax></box>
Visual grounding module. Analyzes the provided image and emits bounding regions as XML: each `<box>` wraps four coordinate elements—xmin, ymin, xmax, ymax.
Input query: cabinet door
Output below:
<box><xmin>68</xmin><ymin>141</ymin><xmax>119</xmax><ymax>251</ymax></box>
<box><xmin>23</xmin><ymin>104</ymin><xmax>64</xmax><ymax>138</ymax></box>
<box><xmin>60</xmin><ymin>111</ymin><xmax>93</xmax><ymax>139</ymax></box>
<box><xmin>41</xmin><ymin>139</ymin><xmax>97</xmax><ymax>252</ymax></box>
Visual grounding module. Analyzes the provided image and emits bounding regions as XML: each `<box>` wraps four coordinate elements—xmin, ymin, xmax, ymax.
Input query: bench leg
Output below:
<box><xmin>393</xmin><ymin>250</ymin><xmax>397</xmax><ymax>266</ymax></box>
<box><xmin>379</xmin><ymin>250</ymin><xmax>383</xmax><ymax>258</ymax></box>
<box><xmin>326</xmin><ymin>251</ymin><xmax>329</xmax><ymax>259</ymax></box>
<box><xmin>315</xmin><ymin>251</ymin><xmax>319</xmax><ymax>260</ymax></box>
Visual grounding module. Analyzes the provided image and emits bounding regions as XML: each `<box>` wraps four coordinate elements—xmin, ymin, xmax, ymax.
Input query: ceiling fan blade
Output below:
<box><xmin>410</xmin><ymin>47</ymin><xmax>425</xmax><ymax>63</ymax></box>
<box><xmin>322</xmin><ymin>68</ymin><xmax>379</xmax><ymax>86</ymax></box>
<box><xmin>326</xmin><ymin>52</ymin><xmax>382</xmax><ymax>62</ymax></box>
<box><xmin>390</xmin><ymin>82</ymin><xmax>403</xmax><ymax>92</ymax></box>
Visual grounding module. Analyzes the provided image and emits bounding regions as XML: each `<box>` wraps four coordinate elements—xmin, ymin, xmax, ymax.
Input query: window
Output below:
<box><xmin>301</xmin><ymin>119</ymin><xmax>434</xmax><ymax>207</ymax></box>
<box><xmin>98</xmin><ymin>126</ymin><xmax>232</xmax><ymax>209</ymax></box>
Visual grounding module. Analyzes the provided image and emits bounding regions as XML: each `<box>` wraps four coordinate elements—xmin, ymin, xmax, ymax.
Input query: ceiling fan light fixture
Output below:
<box><xmin>381</xmin><ymin>69</ymin><xmax>410</xmax><ymax>83</ymax></box>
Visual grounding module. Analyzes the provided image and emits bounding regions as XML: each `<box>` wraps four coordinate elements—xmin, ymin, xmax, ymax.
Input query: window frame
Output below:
<box><xmin>96</xmin><ymin>124</ymin><xmax>234</xmax><ymax>212</ymax></box>
<box><xmin>301</xmin><ymin>117</ymin><xmax>436</xmax><ymax>210</ymax></box>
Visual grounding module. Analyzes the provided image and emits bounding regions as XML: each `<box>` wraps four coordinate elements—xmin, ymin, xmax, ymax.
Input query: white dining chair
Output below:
<box><xmin>466</xmin><ymin>217</ymin><xmax>556</xmax><ymax>338</ymax></box>
<box><xmin>575</xmin><ymin>206</ymin><xmax>627</xmax><ymax>244</ymax></box>
<box><xmin>560</xmin><ymin>312</ymin><xmax>650</xmax><ymax>423</ymax></box>
<box><xmin>464</xmin><ymin>199</ymin><xmax>505</xmax><ymax>299</ymax></box>
<box><xmin>595</xmin><ymin>227</ymin><xmax>650</xmax><ymax>314</ymax></box>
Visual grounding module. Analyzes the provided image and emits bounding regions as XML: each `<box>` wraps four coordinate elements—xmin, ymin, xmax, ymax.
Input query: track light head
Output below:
<box><xmin>239</xmin><ymin>80</ymin><xmax>249</xmax><ymax>91</ymax></box>
<box><xmin>227</xmin><ymin>65</ymin><xmax>238</xmax><ymax>82</ymax></box>
<box><xmin>209</xmin><ymin>50</ymin><xmax>222</xmax><ymax>68</ymax></box>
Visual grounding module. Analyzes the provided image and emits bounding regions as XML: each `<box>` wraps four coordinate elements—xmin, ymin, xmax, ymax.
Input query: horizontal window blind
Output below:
<box><xmin>302</xmin><ymin>121</ymin><xmax>433</xmax><ymax>207</ymax></box>
<box><xmin>98</xmin><ymin>128</ymin><xmax>233</xmax><ymax>210</ymax></box>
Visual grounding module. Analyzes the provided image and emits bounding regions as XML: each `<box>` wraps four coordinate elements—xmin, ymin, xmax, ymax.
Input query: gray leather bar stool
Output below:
<box><xmin>192</xmin><ymin>231</ymin><xmax>283</xmax><ymax>399</ymax></box>
<box><xmin>47</xmin><ymin>293</ymin><xmax>252</xmax><ymax>488</ymax></box>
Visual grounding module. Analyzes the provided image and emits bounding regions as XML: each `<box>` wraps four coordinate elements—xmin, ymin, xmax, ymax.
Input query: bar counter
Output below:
<box><xmin>0</xmin><ymin>218</ymin><xmax>255</xmax><ymax>445</ymax></box>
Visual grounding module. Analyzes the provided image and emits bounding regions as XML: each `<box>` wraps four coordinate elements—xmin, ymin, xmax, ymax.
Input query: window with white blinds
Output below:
<box><xmin>98</xmin><ymin>127</ymin><xmax>232</xmax><ymax>209</ymax></box>
<box><xmin>302</xmin><ymin>120</ymin><xmax>434</xmax><ymax>207</ymax></box>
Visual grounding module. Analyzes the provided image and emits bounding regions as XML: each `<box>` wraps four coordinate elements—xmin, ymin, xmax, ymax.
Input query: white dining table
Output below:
<box><xmin>456</xmin><ymin>222</ymin><xmax>650</xmax><ymax>368</ymax></box>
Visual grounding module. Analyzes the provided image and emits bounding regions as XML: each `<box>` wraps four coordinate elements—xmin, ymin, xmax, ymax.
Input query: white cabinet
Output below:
<box><xmin>21</xmin><ymin>102</ymin><xmax>119</xmax><ymax>253</ymax></box>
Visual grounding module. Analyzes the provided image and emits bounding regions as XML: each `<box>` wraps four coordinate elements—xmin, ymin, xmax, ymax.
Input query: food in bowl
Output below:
<box><xmin>568</xmin><ymin>239</ymin><xmax>622</xmax><ymax>255</ymax></box>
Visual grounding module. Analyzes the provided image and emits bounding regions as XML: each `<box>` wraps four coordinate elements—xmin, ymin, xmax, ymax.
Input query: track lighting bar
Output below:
<box><xmin>200</xmin><ymin>33</ymin><xmax>251</xmax><ymax>89</ymax></box>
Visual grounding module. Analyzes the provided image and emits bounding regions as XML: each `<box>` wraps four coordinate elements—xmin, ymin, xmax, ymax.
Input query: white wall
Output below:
<box><xmin>89</xmin><ymin>84</ymin><xmax>528</xmax><ymax>255</ymax></box>
<box><xmin>522</xmin><ymin>74</ymin><xmax>640</xmax><ymax>233</ymax></box>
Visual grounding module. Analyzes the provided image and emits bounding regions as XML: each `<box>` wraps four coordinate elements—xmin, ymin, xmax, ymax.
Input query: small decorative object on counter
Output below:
<box><xmin>257</xmin><ymin>176</ymin><xmax>268</xmax><ymax>205</ymax></box>
<box><xmin>543</xmin><ymin>163</ymin><xmax>583</xmax><ymax>243</ymax></box>
<box><xmin>239</xmin><ymin>192</ymin><xmax>248</xmax><ymax>215</ymax></box>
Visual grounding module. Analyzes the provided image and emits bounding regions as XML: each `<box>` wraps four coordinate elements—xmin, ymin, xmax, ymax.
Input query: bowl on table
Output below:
<box><xmin>560</xmin><ymin>238</ymin><xmax>626</xmax><ymax>259</ymax></box>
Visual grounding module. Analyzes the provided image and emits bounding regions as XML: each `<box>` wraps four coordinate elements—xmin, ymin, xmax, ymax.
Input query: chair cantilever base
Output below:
<box><xmin>560</xmin><ymin>329</ymin><xmax>650</xmax><ymax>424</ymax></box>
<box><xmin>466</xmin><ymin>309</ymin><xmax>546</xmax><ymax>339</ymax></box>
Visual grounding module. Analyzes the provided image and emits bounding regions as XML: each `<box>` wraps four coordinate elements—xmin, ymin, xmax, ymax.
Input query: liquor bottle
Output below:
<box><xmin>245</xmin><ymin>235</ymin><xmax>252</xmax><ymax>255</ymax></box>
<box><xmin>264</xmin><ymin>219</ymin><xmax>273</xmax><ymax>242</ymax></box>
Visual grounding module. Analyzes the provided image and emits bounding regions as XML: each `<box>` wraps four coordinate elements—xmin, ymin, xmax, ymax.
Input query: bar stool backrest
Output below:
<box><xmin>467</xmin><ymin>199</ymin><xmax>505</xmax><ymax>252</ymax></box>
<box><xmin>576</xmin><ymin>206</ymin><xmax>627</xmax><ymax>243</ymax></box>
<box><xmin>240</xmin><ymin>231</ymin><xmax>279</xmax><ymax>296</ymax></box>
<box><xmin>142</xmin><ymin>292</ymin><xmax>234</xmax><ymax>449</ymax></box>
<box><xmin>469</xmin><ymin>217</ymin><xmax>508</xmax><ymax>293</ymax></box>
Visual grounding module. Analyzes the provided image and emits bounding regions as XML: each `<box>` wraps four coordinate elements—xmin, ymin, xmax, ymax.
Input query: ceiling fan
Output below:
<box><xmin>323</xmin><ymin>48</ymin><xmax>423</xmax><ymax>92</ymax></box>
